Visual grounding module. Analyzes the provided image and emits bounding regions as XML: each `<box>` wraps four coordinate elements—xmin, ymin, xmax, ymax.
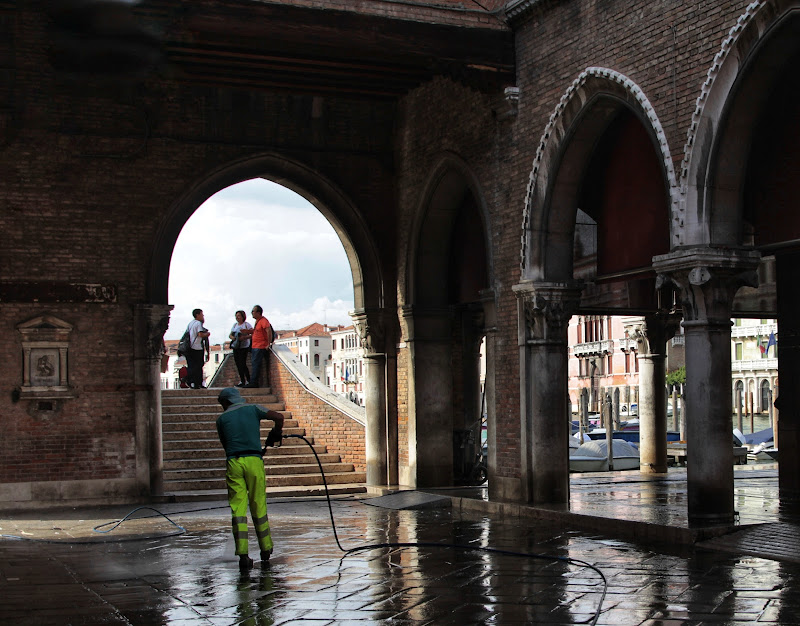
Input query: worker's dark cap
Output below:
<box><xmin>218</xmin><ymin>387</ymin><xmax>245</xmax><ymax>405</ymax></box>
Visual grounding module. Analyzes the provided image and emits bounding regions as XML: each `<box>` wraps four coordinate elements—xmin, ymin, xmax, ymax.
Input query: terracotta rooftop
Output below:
<box><xmin>274</xmin><ymin>322</ymin><xmax>352</xmax><ymax>338</ymax></box>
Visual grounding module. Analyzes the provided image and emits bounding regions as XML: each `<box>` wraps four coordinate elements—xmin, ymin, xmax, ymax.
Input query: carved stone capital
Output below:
<box><xmin>134</xmin><ymin>304</ymin><xmax>174</xmax><ymax>361</ymax></box>
<box><xmin>654</xmin><ymin>248</ymin><xmax>760</xmax><ymax>325</ymax></box>
<box><xmin>624</xmin><ymin>312</ymin><xmax>681</xmax><ymax>356</ymax></box>
<box><xmin>513</xmin><ymin>281</ymin><xmax>583</xmax><ymax>345</ymax></box>
<box><xmin>351</xmin><ymin>307</ymin><xmax>394</xmax><ymax>356</ymax></box>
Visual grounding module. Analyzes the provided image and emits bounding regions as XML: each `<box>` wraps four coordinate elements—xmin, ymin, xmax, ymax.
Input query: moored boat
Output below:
<box><xmin>586</xmin><ymin>427</ymin><xmax>680</xmax><ymax>443</ymax></box>
<box><xmin>569</xmin><ymin>438</ymin><xmax>640</xmax><ymax>472</ymax></box>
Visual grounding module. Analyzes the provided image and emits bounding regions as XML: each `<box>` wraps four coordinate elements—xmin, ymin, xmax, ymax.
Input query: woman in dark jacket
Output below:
<box><xmin>229</xmin><ymin>310</ymin><xmax>253</xmax><ymax>387</ymax></box>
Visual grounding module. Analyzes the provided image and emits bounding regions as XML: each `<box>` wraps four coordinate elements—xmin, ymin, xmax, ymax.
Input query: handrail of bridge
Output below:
<box><xmin>270</xmin><ymin>344</ymin><xmax>366</xmax><ymax>426</ymax></box>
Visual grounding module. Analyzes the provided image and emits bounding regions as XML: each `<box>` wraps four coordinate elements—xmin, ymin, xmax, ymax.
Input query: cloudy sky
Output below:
<box><xmin>166</xmin><ymin>178</ymin><xmax>354</xmax><ymax>344</ymax></box>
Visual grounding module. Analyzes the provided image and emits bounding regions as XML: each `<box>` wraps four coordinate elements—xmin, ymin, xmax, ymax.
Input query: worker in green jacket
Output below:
<box><xmin>216</xmin><ymin>387</ymin><xmax>285</xmax><ymax>571</ymax></box>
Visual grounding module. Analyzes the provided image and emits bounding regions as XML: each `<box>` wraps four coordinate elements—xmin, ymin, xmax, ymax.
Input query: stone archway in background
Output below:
<box><xmin>143</xmin><ymin>153</ymin><xmax>389</xmax><ymax>492</ymax></box>
<box><xmin>680</xmin><ymin>2</ymin><xmax>800</xmax><ymax>498</ymax></box>
<box><xmin>149</xmin><ymin>153</ymin><xmax>383</xmax><ymax>311</ymax></box>
<box><xmin>403</xmin><ymin>154</ymin><xmax>495</xmax><ymax>489</ymax></box>
<box><xmin>516</xmin><ymin>69</ymin><xmax>675</xmax><ymax>504</ymax></box>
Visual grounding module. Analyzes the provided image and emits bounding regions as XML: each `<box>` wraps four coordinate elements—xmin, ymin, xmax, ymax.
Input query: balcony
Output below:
<box><xmin>731</xmin><ymin>358</ymin><xmax>778</xmax><ymax>373</ymax></box>
<box><xmin>731</xmin><ymin>323</ymin><xmax>777</xmax><ymax>339</ymax></box>
<box><xmin>573</xmin><ymin>340</ymin><xmax>614</xmax><ymax>357</ymax></box>
<box><xmin>617</xmin><ymin>337</ymin><xmax>637</xmax><ymax>351</ymax></box>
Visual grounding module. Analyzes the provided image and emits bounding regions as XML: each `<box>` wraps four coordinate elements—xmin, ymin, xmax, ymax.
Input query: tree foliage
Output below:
<box><xmin>666</xmin><ymin>366</ymin><xmax>686</xmax><ymax>387</ymax></box>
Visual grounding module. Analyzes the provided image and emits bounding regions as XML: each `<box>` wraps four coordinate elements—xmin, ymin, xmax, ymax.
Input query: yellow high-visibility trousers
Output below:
<box><xmin>225</xmin><ymin>456</ymin><xmax>273</xmax><ymax>556</ymax></box>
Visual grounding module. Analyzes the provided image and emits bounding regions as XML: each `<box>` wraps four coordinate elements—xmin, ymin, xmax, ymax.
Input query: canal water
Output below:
<box><xmin>731</xmin><ymin>412</ymin><xmax>773</xmax><ymax>436</ymax></box>
<box><xmin>667</xmin><ymin>411</ymin><xmax>773</xmax><ymax>436</ymax></box>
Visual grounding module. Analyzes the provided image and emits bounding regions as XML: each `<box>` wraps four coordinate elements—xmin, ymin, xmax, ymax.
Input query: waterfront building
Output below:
<box><xmin>328</xmin><ymin>325</ymin><xmax>365</xmax><ymax>406</ymax></box>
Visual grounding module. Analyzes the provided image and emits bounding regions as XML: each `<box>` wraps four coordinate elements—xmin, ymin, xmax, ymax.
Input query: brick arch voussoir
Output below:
<box><xmin>679</xmin><ymin>0</ymin><xmax>799</xmax><ymax>249</ymax></box>
<box><xmin>148</xmin><ymin>153</ymin><xmax>380</xmax><ymax>312</ymax></box>
<box><xmin>406</xmin><ymin>151</ymin><xmax>494</xmax><ymax>309</ymax></box>
<box><xmin>521</xmin><ymin>68</ymin><xmax>678</xmax><ymax>279</ymax></box>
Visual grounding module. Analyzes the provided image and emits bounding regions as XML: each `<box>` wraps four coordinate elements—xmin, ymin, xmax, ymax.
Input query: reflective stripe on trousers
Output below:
<box><xmin>226</xmin><ymin>456</ymin><xmax>273</xmax><ymax>555</ymax></box>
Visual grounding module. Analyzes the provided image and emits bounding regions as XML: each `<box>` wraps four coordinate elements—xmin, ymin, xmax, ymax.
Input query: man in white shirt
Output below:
<box><xmin>186</xmin><ymin>308</ymin><xmax>210</xmax><ymax>389</ymax></box>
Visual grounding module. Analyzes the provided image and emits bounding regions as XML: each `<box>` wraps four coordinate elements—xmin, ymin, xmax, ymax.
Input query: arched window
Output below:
<box><xmin>734</xmin><ymin>380</ymin><xmax>745</xmax><ymax>409</ymax></box>
<box><xmin>760</xmin><ymin>380</ymin><xmax>771</xmax><ymax>412</ymax></box>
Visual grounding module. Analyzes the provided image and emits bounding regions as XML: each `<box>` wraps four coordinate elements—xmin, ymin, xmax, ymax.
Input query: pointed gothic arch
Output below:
<box><xmin>402</xmin><ymin>152</ymin><xmax>496</xmax><ymax>489</ymax></box>
<box><xmin>148</xmin><ymin>153</ymin><xmax>384</xmax><ymax>314</ymax></box>
<box><xmin>405</xmin><ymin>152</ymin><xmax>495</xmax><ymax>307</ymax></box>
<box><xmin>520</xmin><ymin>68</ymin><xmax>678</xmax><ymax>285</ymax></box>
<box><xmin>680</xmin><ymin>0</ymin><xmax>800</xmax><ymax>249</ymax></box>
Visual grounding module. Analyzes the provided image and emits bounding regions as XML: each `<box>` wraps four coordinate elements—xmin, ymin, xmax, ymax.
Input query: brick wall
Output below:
<box><xmin>269</xmin><ymin>355</ymin><xmax>366</xmax><ymax>472</ymax></box>
<box><xmin>0</xmin><ymin>0</ymin><xmax>775</xmax><ymax>497</ymax></box>
<box><xmin>0</xmin><ymin>303</ymin><xmax>138</xmax><ymax>484</ymax></box>
<box><xmin>0</xmin><ymin>4</ymin><xmax>390</xmax><ymax>492</ymax></box>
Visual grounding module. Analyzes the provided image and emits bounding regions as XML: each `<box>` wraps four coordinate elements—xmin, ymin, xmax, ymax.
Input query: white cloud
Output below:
<box><xmin>267</xmin><ymin>296</ymin><xmax>355</xmax><ymax>330</ymax></box>
<box><xmin>166</xmin><ymin>179</ymin><xmax>355</xmax><ymax>343</ymax></box>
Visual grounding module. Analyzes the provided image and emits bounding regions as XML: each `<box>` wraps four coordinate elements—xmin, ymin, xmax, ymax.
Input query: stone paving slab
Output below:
<box><xmin>3</xmin><ymin>491</ymin><xmax>800</xmax><ymax>624</ymax></box>
<box><xmin>363</xmin><ymin>491</ymin><xmax>452</xmax><ymax>510</ymax></box>
<box><xmin>698</xmin><ymin>522</ymin><xmax>800</xmax><ymax>564</ymax></box>
<box><xmin>4</xmin><ymin>465</ymin><xmax>800</xmax><ymax>624</ymax></box>
<box><xmin>430</xmin><ymin>464</ymin><xmax>789</xmax><ymax>547</ymax></box>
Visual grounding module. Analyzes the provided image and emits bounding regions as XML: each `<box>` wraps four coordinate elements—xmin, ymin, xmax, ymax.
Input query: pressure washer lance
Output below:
<box><xmin>262</xmin><ymin>426</ymin><xmax>283</xmax><ymax>452</ymax></box>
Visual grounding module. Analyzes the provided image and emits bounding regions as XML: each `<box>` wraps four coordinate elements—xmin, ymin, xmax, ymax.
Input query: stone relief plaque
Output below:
<box><xmin>29</xmin><ymin>348</ymin><xmax>60</xmax><ymax>387</ymax></box>
<box><xmin>16</xmin><ymin>315</ymin><xmax>75</xmax><ymax>401</ymax></box>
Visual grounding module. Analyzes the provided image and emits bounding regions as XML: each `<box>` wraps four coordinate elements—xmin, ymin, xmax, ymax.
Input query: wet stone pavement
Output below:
<box><xmin>3</xmin><ymin>488</ymin><xmax>800</xmax><ymax>625</ymax></box>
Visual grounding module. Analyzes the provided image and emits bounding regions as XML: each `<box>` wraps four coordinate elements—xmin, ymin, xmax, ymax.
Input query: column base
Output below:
<box><xmin>688</xmin><ymin>512</ymin><xmax>736</xmax><ymax>527</ymax></box>
<box><xmin>639</xmin><ymin>463</ymin><xmax>668</xmax><ymax>474</ymax></box>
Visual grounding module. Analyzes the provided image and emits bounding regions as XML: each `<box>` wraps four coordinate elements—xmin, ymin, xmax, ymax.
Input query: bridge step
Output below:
<box><xmin>163</xmin><ymin>440</ymin><xmax>322</xmax><ymax>454</ymax></box>
<box><xmin>164</xmin><ymin>453</ymin><xmax>342</xmax><ymax>470</ymax></box>
<box><xmin>165</xmin><ymin>463</ymin><xmax>355</xmax><ymax>481</ymax></box>
<box><xmin>163</xmin><ymin>405</ymin><xmax>287</xmax><ymax>417</ymax></box>
<box><xmin>164</xmin><ymin>471</ymin><xmax>366</xmax><ymax>491</ymax></box>
<box><xmin>153</xmin><ymin>483</ymin><xmax>368</xmax><ymax>504</ymax></box>
<box><xmin>160</xmin><ymin>388</ymin><xmax>365</xmax><ymax>499</ymax></box>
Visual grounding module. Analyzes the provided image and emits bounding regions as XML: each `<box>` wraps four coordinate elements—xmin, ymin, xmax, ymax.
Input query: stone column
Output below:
<box><xmin>768</xmin><ymin>388</ymin><xmax>774</xmax><ymax>431</ymax></box>
<box><xmin>626</xmin><ymin>314</ymin><xmax>679</xmax><ymax>474</ymax></box>
<box><xmin>454</xmin><ymin>303</ymin><xmax>485</xmax><ymax>481</ymax></box>
<box><xmin>133</xmin><ymin>303</ymin><xmax>172</xmax><ymax>496</ymax></box>
<box><xmin>736</xmin><ymin>387</ymin><xmax>743</xmax><ymax>432</ymax></box>
<box><xmin>480</xmin><ymin>289</ymin><xmax>498</xmax><ymax>496</ymax></box>
<box><xmin>402</xmin><ymin>306</ymin><xmax>454</xmax><ymax>488</ymax></box>
<box><xmin>352</xmin><ymin>308</ymin><xmax>396</xmax><ymax>488</ymax></box>
<box><xmin>655</xmin><ymin>248</ymin><xmax>759</xmax><ymax>524</ymax></box>
<box><xmin>672</xmin><ymin>387</ymin><xmax>680</xmax><ymax>432</ymax></box>
<box><xmin>514</xmin><ymin>281</ymin><xmax>582</xmax><ymax>505</ymax></box>
<box><xmin>580</xmin><ymin>392</ymin><xmax>589</xmax><ymax>433</ymax></box>
<box><xmin>775</xmin><ymin>251</ymin><xmax>800</xmax><ymax>497</ymax></box>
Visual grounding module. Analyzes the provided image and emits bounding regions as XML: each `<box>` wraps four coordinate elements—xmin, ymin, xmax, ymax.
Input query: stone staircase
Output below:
<box><xmin>159</xmin><ymin>388</ymin><xmax>366</xmax><ymax>502</ymax></box>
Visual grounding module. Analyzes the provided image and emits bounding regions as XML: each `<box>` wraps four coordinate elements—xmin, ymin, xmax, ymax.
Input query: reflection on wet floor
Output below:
<box><xmin>3</xmin><ymin>492</ymin><xmax>800</xmax><ymax>624</ymax></box>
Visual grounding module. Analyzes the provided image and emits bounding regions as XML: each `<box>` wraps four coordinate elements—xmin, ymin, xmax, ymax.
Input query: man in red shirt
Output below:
<box><xmin>240</xmin><ymin>305</ymin><xmax>272</xmax><ymax>388</ymax></box>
